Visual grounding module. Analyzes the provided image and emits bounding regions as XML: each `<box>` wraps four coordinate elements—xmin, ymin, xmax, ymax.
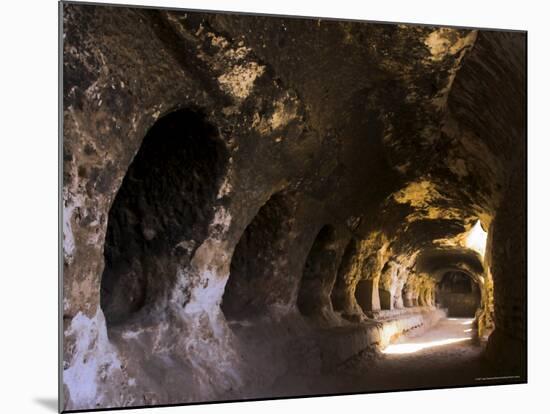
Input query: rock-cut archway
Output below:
<box><xmin>221</xmin><ymin>191</ymin><xmax>296</xmax><ymax>321</ymax></box>
<box><xmin>437</xmin><ymin>271</ymin><xmax>481</xmax><ymax>317</ymax></box>
<box><xmin>100</xmin><ymin>109</ymin><xmax>228</xmax><ymax>328</ymax></box>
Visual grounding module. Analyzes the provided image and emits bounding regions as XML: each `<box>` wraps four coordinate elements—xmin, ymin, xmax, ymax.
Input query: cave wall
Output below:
<box><xmin>62</xmin><ymin>3</ymin><xmax>526</xmax><ymax>410</ymax></box>
<box><xmin>446</xmin><ymin>30</ymin><xmax>527</xmax><ymax>372</ymax></box>
<box><xmin>476</xmin><ymin>268</ymin><xmax>495</xmax><ymax>339</ymax></box>
<box><xmin>485</xmin><ymin>156</ymin><xmax>527</xmax><ymax>374</ymax></box>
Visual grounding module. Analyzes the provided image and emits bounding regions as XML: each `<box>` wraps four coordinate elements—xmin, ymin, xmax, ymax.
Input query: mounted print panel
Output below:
<box><xmin>60</xmin><ymin>1</ymin><xmax>527</xmax><ymax>412</ymax></box>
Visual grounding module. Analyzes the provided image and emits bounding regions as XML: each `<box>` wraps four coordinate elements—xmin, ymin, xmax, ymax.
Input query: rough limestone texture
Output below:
<box><xmin>62</xmin><ymin>3</ymin><xmax>526</xmax><ymax>411</ymax></box>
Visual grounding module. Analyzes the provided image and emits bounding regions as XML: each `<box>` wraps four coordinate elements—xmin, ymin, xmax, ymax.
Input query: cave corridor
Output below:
<box><xmin>62</xmin><ymin>4</ymin><xmax>526</xmax><ymax>410</ymax></box>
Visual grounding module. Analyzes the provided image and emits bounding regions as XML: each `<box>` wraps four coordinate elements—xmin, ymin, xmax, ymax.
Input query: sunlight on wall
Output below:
<box><xmin>382</xmin><ymin>337</ymin><xmax>471</xmax><ymax>354</ymax></box>
<box><xmin>465</xmin><ymin>220</ymin><xmax>487</xmax><ymax>257</ymax></box>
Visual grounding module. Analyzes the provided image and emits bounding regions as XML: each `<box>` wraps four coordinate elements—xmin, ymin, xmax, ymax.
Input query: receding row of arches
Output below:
<box><xmin>99</xmin><ymin>108</ymin><xmax>482</xmax><ymax>331</ymax></box>
<box><xmin>220</xmin><ymin>192</ymin><xmax>347</xmax><ymax>323</ymax></box>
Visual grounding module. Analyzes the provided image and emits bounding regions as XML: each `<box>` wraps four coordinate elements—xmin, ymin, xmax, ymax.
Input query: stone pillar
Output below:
<box><xmin>403</xmin><ymin>287</ymin><xmax>415</xmax><ymax>307</ymax></box>
<box><xmin>393</xmin><ymin>291</ymin><xmax>404</xmax><ymax>309</ymax></box>
<box><xmin>418</xmin><ymin>287</ymin><xmax>427</xmax><ymax>306</ymax></box>
<box><xmin>427</xmin><ymin>287</ymin><xmax>435</xmax><ymax>307</ymax></box>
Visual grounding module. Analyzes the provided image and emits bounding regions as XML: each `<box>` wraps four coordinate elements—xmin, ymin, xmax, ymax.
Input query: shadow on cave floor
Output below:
<box><xmin>265</xmin><ymin>318</ymin><xmax>498</xmax><ymax>397</ymax></box>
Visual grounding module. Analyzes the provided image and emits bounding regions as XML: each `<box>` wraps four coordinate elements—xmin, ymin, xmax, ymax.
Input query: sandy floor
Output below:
<box><xmin>265</xmin><ymin>318</ymin><xmax>501</xmax><ymax>398</ymax></box>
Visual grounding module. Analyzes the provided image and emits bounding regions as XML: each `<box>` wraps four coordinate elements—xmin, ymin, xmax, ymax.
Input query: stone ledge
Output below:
<box><xmin>366</xmin><ymin>306</ymin><xmax>443</xmax><ymax>320</ymax></box>
<box><xmin>317</xmin><ymin>307</ymin><xmax>446</xmax><ymax>371</ymax></box>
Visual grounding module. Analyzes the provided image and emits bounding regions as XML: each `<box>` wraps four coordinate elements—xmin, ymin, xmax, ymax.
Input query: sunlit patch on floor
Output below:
<box><xmin>382</xmin><ymin>337</ymin><xmax>471</xmax><ymax>354</ymax></box>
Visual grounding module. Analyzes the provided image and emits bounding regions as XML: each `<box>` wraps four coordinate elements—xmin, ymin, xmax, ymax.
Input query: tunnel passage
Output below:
<box><xmin>221</xmin><ymin>192</ymin><xmax>296</xmax><ymax>320</ymax></box>
<box><xmin>297</xmin><ymin>225</ymin><xmax>338</xmax><ymax>318</ymax></box>
<box><xmin>100</xmin><ymin>109</ymin><xmax>228</xmax><ymax>327</ymax></box>
<box><xmin>416</xmin><ymin>248</ymin><xmax>485</xmax><ymax>276</ymax></box>
<box><xmin>437</xmin><ymin>271</ymin><xmax>481</xmax><ymax>317</ymax></box>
